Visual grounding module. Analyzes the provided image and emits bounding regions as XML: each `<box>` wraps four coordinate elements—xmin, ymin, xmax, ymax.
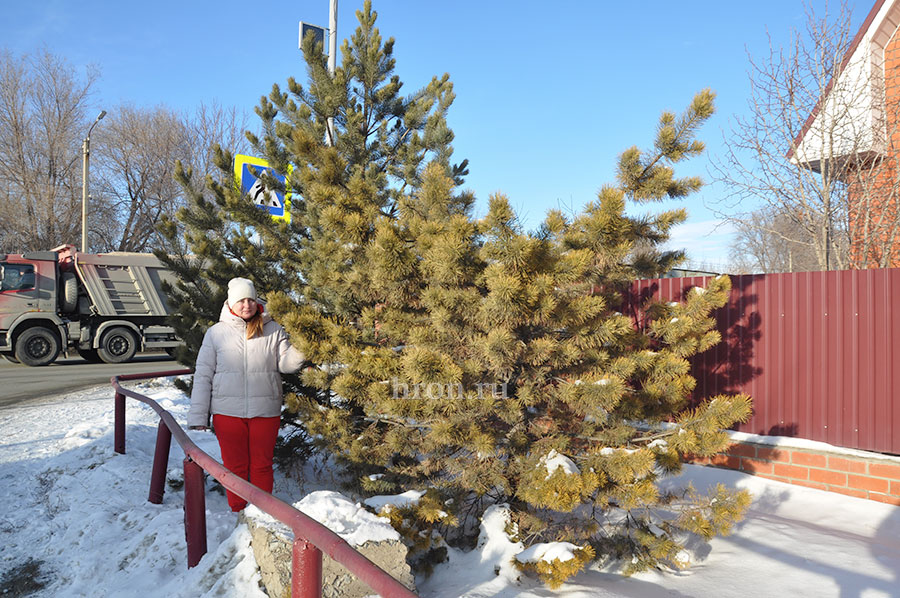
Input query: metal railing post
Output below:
<box><xmin>183</xmin><ymin>456</ymin><xmax>207</xmax><ymax>568</ymax></box>
<box><xmin>114</xmin><ymin>391</ymin><xmax>126</xmax><ymax>454</ymax></box>
<box><xmin>148</xmin><ymin>421</ymin><xmax>172</xmax><ymax>504</ymax></box>
<box><xmin>292</xmin><ymin>539</ymin><xmax>323</xmax><ymax>598</ymax></box>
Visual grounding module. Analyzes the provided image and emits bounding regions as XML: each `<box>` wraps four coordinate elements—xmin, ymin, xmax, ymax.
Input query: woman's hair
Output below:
<box><xmin>246</xmin><ymin>307</ymin><xmax>264</xmax><ymax>339</ymax></box>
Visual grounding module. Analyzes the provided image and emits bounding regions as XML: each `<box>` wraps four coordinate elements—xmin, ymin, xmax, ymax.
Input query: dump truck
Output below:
<box><xmin>0</xmin><ymin>244</ymin><xmax>180</xmax><ymax>366</ymax></box>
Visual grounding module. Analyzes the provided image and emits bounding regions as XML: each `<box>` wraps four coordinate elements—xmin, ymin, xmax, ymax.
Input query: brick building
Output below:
<box><xmin>790</xmin><ymin>0</ymin><xmax>900</xmax><ymax>267</ymax></box>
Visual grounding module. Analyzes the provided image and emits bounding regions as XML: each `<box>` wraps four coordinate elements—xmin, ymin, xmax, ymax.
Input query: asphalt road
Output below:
<box><xmin>0</xmin><ymin>352</ymin><xmax>187</xmax><ymax>408</ymax></box>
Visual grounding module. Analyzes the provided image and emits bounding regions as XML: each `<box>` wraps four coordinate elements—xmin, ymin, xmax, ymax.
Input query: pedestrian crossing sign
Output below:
<box><xmin>234</xmin><ymin>154</ymin><xmax>292</xmax><ymax>222</ymax></box>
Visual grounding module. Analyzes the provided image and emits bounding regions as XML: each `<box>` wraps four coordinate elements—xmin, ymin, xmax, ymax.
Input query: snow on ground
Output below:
<box><xmin>0</xmin><ymin>376</ymin><xmax>899</xmax><ymax>597</ymax></box>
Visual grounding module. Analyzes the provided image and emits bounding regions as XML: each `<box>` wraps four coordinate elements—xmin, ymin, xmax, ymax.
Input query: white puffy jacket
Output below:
<box><xmin>188</xmin><ymin>303</ymin><xmax>304</xmax><ymax>427</ymax></box>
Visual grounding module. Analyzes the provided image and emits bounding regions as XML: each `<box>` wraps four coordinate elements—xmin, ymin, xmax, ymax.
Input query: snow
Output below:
<box><xmin>294</xmin><ymin>491</ymin><xmax>401</xmax><ymax>544</ymax></box>
<box><xmin>541</xmin><ymin>449</ymin><xmax>580</xmax><ymax>478</ymax></box>
<box><xmin>654</xmin><ymin>420</ymin><xmax>900</xmax><ymax>464</ymax></box>
<box><xmin>726</xmin><ymin>430</ymin><xmax>900</xmax><ymax>464</ymax></box>
<box><xmin>364</xmin><ymin>489</ymin><xmax>426</xmax><ymax>512</ymax></box>
<box><xmin>1</xmin><ymin>377</ymin><xmax>899</xmax><ymax>598</ymax></box>
<box><xmin>245</xmin><ymin>491</ymin><xmax>401</xmax><ymax>546</ymax></box>
<box><xmin>600</xmin><ymin>447</ymin><xmax>637</xmax><ymax>456</ymax></box>
<box><xmin>476</xmin><ymin>504</ymin><xmax>523</xmax><ymax>576</ymax></box>
<box><xmin>515</xmin><ymin>542</ymin><xmax>582</xmax><ymax>564</ymax></box>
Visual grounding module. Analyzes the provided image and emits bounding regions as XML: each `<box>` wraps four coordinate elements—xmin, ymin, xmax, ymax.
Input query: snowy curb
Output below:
<box><xmin>240</xmin><ymin>491</ymin><xmax>416</xmax><ymax>598</ymax></box>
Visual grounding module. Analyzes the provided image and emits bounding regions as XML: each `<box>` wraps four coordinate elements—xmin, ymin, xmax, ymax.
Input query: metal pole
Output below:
<box><xmin>81</xmin><ymin>137</ymin><xmax>89</xmax><ymax>253</ymax></box>
<box><xmin>148</xmin><ymin>421</ymin><xmax>172</xmax><ymax>504</ymax></box>
<box><xmin>292</xmin><ymin>539</ymin><xmax>323</xmax><ymax>598</ymax></box>
<box><xmin>183</xmin><ymin>457</ymin><xmax>208</xmax><ymax>568</ymax></box>
<box><xmin>114</xmin><ymin>391</ymin><xmax>126</xmax><ymax>454</ymax></box>
<box><xmin>326</xmin><ymin>0</ymin><xmax>337</xmax><ymax>146</ymax></box>
<box><xmin>81</xmin><ymin>110</ymin><xmax>106</xmax><ymax>253</ymax></box>
<box><xmin>328</xmin><ymin>0</ymin><xmax>337</xmax><ymax>74</ymax></box>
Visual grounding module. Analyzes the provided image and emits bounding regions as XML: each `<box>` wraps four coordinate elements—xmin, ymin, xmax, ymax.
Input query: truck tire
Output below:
<box><xmin>60</xmin><ymin>272</ymin><xmax>79</xmax><ymax>313</ymax></box>
<box><xmin>14</xmin><ymin>327</ymin><xmax>60</xmax><ymax>367</ymax></box>
<box><xmin>77</xmin><ymin>348</ymin><xmax>102</xmax><ymax>363</ymax></box>
<box><xmin>98</xmin><ymin>327</ymin><xmax>138</xmax><ymax>364</ymax></box>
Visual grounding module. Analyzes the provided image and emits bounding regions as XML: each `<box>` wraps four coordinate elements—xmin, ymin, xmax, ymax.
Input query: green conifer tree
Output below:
<box><xmin>160</xmin><ymin>2</ymin><xmax>751</xmax><ymax>586</ymax></box>
<box><xmin>281</xmin><ymin>90</ymin><xmax>752</xmax><ymax>582</ymax></box>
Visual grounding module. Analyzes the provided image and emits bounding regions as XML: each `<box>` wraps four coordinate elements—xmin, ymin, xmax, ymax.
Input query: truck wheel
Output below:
<box><xmin>77</xmin><ymin>348</ymin><xmax>102</xmax><ymax>363</ymax></box>
<box><xmin>98</xmin><ymin>327</ymin><xmax>138</xmax><ymax>364</ymax></box>
<box><xmin>14</xmin><ymin>327</ymin><xmax>60</xmax><ymax>367</ymax></box>
<box><xmin>60</xmin><ymin>272</ymin><xmax>79</xmax><ymax>313</ymax></box>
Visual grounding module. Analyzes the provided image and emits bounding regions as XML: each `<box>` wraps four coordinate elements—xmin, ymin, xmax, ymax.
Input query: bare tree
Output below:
<box><xmin>728</xmin><ymin>207</ymin><xmax>824</xmax><ymax>273</ymax></box>
<box><xmin>91</xmin><ymin>105</ymin><xmax>190</xmax><ymax>252</ymax></box>
<box><xmin>0</xmin><ymin>48</ymin><xmax>251</xmax><ymax>254</ymax></box>
<box><xmin>92</xmin><ymin>102</ymin><xmax>249</xmax><ymax>253</ymax></box>
<box><xmin>0</xmin><ymin>50</ymin><xmax>98</xmax><ymax>252</ymax></box>
<box><xmin>713</xmin><ymin>1</ymin><xmax>900</xmax><ymax>270</ymax></box>
<box><xmin>185</xmin><ymin>101</ymin><xmax>250</xmax><ymax>184</ymax></box>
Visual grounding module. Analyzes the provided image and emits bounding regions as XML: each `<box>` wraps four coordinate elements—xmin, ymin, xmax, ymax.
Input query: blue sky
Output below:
<box><xmin>5</xmin><ymin>0</ymin><xmax>871</xmax><ymax>269</ymax></box>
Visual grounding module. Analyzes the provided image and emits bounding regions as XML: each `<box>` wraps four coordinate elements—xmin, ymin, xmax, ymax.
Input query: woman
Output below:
<box><xmin>188</xmin><ymin>277</ymin><xmax>304</xmax><ymax>511</ymax></box>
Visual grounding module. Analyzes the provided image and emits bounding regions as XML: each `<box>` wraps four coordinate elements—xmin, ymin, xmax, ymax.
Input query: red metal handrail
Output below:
<box><xmin>112</xmin><ymin>370</ymin><xmax>418</xmax><ymax>598</ymax></box>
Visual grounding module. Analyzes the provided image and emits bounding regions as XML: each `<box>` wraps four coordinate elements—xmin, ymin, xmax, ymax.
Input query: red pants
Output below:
<box><xmin>212</xmin><ymin>414</ymin><xmax>280</xmax><ymax>511</ymax></box>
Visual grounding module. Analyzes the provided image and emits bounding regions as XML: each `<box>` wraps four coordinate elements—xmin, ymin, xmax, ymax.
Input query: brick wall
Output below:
<box><xmin>845</xmin><ymin>22</ymin><xmax>900</xmax><ymax>267</ymax></box>
<box><xmin>688</xmin><ymin>441</ymin><xmax>900</xmax><ymax>505</ymax></box>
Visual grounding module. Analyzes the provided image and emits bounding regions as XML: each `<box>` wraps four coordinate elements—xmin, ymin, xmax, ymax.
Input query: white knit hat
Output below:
<box><xmin>227</xmin><ymin>277</ymin><xmax>257</xmax><ymax>306</ymax></box>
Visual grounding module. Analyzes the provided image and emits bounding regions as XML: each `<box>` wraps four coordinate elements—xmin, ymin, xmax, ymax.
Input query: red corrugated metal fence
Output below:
<box><xmin>631</xmin><ymin>269</ymin><xmax>900</xmax><ymax>455</ymax></box>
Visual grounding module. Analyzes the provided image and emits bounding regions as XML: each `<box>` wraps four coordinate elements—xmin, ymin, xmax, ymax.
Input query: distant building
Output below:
<box><xmin>660</xmin><ymin>268</ymin><xmax>720</xmax><ymax>279</ymax></box>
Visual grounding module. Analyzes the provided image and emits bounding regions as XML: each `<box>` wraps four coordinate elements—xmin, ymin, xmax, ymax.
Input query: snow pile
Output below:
<box><xmin>541</xmin><ymin>449</ymin><xmax>579</xmax><ymax>478</ymax></box>
<box><xmin>300</xmin><ymin>491</ymin><xmax>400</xmax><ymax>544</ymax></box>
<box><xmin>515</xmin><ymin>542</ymin><xmax>582</xmax><ymax>564</ymax></box>
<box><xmin>60</xmin><ymin>421</ymin><xmax>107</xmax><ymax>449</ymax></box>
<box><xmin>246</xmin><ymin>490</ymin><xmax>400</xmax><ymax>545</ymax></box>
<box><xmin>417</xmin><ymin>503</ymin><xmax>527</xmax><ymax>596</ymax></box>
<box><xmin>477</xmin><ymin>504</ymin><xmax>524</xmax><ymax>579</ymax></box>
<box><xmin>363</xmin><ymin>489</ymin><xmax>425</xmax><ymax>511</ymax></box>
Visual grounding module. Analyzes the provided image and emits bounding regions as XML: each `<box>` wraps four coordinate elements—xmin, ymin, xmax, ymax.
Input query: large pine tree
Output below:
<box><xmin>161</xmin><ymin>1</ymin><xmax>751</xmax><ymax>586</ymax></box>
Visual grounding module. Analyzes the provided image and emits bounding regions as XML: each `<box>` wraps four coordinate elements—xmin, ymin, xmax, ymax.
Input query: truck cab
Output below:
<box><xmin>0</xmin><ymin>251</ymin><xmax>65</xmax><ymax>365</ymax></box>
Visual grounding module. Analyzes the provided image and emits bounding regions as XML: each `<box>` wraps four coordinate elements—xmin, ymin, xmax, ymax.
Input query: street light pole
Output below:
<box><xmin>298</xmin><ymin>3</ymin><xmax>337</xmax><ymax>145</ymax></box>
<box><xmin>81</xmin><ymin>109</ymin><xmax>106</xmax><ymax>253</ymax></box>
<box><xmin>328</xmin><ymin>0</ymin><xmax>337</xmax><ymax>75</ymax></box>
<box><xmin>326</xmin><ymin>0</ymin><xmax>337</xmax><ymax>145</ymax></box>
